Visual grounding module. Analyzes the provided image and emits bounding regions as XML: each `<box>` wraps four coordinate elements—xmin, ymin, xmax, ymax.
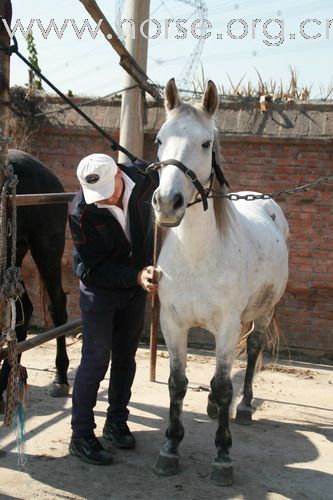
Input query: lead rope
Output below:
<box><xmin>0</xmin><ymin>161</ymin><xmax>26</xmax><ymax>467</ymax></box>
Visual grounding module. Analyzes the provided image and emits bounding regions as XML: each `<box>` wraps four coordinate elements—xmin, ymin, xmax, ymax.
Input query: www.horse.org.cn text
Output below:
<box><xmin>1</xmin><ymin>17</ymin><xmax>333</xmax><ymax>47</ymax></box>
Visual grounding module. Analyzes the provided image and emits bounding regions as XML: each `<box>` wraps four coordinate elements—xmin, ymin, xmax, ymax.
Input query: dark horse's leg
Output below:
<box><xmin>154</xmin><ymin>324</ymin><xmax>188</xmax><ymax>476</ymax></box>
<box><xmin>29</xmin><ymin>233</ymin><xmax>69</xmax><ymax>397</ymax></box>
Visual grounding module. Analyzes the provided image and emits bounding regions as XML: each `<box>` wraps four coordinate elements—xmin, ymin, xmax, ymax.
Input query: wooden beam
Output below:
<box><xmin>0</xmin><ymin>319</ymin><xmax>82</xmax><ymax>361</ymax></box>
<box><xmin>9</xmin><ymin>192</ymin><xmax>76</xmax><ymax>206</ymax></box>
<box><xmin>79</xmin><ymin>0</ymin><xmax>161</xmax><ymax>101</ymax></box>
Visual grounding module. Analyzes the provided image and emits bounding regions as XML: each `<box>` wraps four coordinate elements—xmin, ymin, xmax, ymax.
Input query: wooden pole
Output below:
<box><xmin>149</xmin><ymin>221</ymin><xmax>161</xmax><ymax>382</ymax></box>
<box><xmin>0</xmin><ymin>0</ymin><xmax>12</xmax><ymax>187</ymax></box>
<box><xmin>9</xmin><ymin>192</ymin><xmax>76</xmax><ymax>206</ymax></box>
<box><xmin>118</xmin><ymin>0</ymin><xmax>150</xmax><ymax>163</ymax></box>
<box><xmin>79</xmin><ymin>0</ymin><xmax>160</xmax><ymax>101</ymax></box>
<box><xmin>0</xmin><ymin>319</ymin><xmax>82</xmax><ymax>361</ymax></box>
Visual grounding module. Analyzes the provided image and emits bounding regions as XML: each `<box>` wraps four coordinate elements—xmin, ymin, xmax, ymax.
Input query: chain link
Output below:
<box><xmin>148</xmin><ymin>160</ymin><xmax>333</xmax><ymax>203</ymax></box>
<box><xmin>210</xmin><ymin>174</ymin><xmax>333</xmax><ymax>202</ymax></box>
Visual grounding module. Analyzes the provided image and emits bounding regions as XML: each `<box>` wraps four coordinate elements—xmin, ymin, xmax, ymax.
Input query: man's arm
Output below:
<box><xmin>69</xmin><ymin>211</ymin><xmax>139</xmax><ymax>289</ymax></box>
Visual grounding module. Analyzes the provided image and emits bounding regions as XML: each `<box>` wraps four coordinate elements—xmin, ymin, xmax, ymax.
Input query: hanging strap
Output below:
<box><xmin>2</xmin><ymin>35</ymin><xmax>139</xmax><ymax>164</ymax></box>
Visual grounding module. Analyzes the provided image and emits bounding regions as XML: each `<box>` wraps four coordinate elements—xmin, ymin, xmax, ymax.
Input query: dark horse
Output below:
<box><xmin>0</xmin><ymin>149</ymin><xmax>69</xmax><ymax>410</ymax></box>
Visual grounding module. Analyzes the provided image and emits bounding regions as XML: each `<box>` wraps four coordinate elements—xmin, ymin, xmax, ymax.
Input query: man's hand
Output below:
<box><xmin>137</xmin><ymin>266</ymin><xmax>159</xmax><ymax>294</ymax></box>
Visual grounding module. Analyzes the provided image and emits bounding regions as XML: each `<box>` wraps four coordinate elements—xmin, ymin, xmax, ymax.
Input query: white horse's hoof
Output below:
<box><xmin>50</xmin><ymin>383</ymin><xmax>69</xmax><ymax>398</ymax></box>
<box><xmin>153</xmin><ymin>451</ymin><xmax>179</xmax><ymax>476</ymax></box>
<box><xmin>210</xmin><ymin>459</ymin><xmax>234</xmax><ymax>486</ymax></box>
<box><xmin>235</xmin><ymin>404</ymin><xmax>252</xmax><ymax>425</ymax></box>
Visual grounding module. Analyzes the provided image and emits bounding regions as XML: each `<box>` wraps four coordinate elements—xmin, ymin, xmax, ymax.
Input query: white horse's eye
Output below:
<box><xmin>155</xmin><ymin>138</ymin><xmax>162</xmax><ymax>146</ymax></box>
<box><xmin>202</xmin><ymin>141</ymin><xmax>211</xmax><ymax>149</ymax></box>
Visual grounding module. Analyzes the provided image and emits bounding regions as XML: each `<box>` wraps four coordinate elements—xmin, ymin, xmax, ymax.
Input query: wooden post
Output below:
<box><xmin>149</xmin><ymin>221</ymin><xmax>162</xmax><ymax>382</ymax></box>
<box><xmin>118</xmin><ymin>0</ymin><xmax>150</xmax><ymax>163</ymax></box>
<box><xmin>79</xmin><ymin>0</ymin><xmax>160</xmax><ymax>101</ymax></box>
<box><xmin>0</xmin><ymin>0</ymin><xmax>12</xmax><ymax>187</ymax></box>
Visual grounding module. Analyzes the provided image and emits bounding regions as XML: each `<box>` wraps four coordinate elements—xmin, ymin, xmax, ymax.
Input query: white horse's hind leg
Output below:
<box><xmin>154</xmin><ymin>318</ymin><xmax>188</xmax><ymax>476</ymax></box>
<box><xmin>210</xmin><ymin>322</ymin><xmax>240</xmax><ymax>486</ymax></box>
<box><xmin>235</xmin><ymin>315</ymin><xmax>273</xmax><ymax>425</ymax></box>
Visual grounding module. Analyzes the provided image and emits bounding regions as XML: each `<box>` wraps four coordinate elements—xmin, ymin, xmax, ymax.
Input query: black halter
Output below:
<box><xmin>147</xmin><ymin>151</ymin><xmax>229</xmax><ymax>211</ymax></box>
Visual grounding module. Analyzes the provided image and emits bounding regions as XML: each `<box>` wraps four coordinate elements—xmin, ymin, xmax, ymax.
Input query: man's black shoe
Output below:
<box><xmin>69</xmin><ymin>435</ymin><xmax>113</xmax><ymax>465</ymax></box>
<box><xmin>103</xmin><ymin>421</ymin><xmax>136</xmax><ymax>449</ymax></box>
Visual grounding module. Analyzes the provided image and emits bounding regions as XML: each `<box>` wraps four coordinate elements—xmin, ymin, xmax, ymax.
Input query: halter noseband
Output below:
<box><xmin>147</xmin><ymin>152</ymin><xmax>229</xmax><ymax>211</ymax></box>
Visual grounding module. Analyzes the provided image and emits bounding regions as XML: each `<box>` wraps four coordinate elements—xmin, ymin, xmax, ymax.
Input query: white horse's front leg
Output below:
<box><xmin>210</xmin><ymin>320</ymin><xmax>240</xmax><ymax>486</ymax></box>
<box><xmin>154</xmin><ymin>309</ymin><xmax>188</xmax><ymax>476</ymax></box>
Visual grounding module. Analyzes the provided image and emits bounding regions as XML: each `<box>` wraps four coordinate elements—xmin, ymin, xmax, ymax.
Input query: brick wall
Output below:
<box><xmin>221</xmin><ymin>138</ymin><xmax>333</xmax><ymax>357</ymax></box>
<box><xmin>16</xmin><ymin>99</ymin><xmax>333</xmax><ymax>359</ymax></box>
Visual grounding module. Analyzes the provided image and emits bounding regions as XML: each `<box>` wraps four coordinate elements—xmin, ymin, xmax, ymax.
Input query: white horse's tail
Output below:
<box><xmin>237</xmin><ymin>322</ymin><xmax>254</xmax><ymax>355</ymax></box>
<box><xmin>266</xmin><ymin>311</ymin><xmax>281</xmax><ymax>362</ymax></box>
<box><xmin>237</xmin><ymin>310</ymin><xmax>281</xmax><ymax>370</ymax></box>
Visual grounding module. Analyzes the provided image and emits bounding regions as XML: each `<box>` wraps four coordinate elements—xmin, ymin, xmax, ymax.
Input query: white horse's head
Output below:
<box><xmin>152</xmin><ymin>78</ymin><xmax>219</xmax><ymax>227</ymax></box>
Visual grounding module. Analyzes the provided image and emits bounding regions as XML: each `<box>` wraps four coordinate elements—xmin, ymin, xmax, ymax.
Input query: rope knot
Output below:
<box><xmin>0</xmin><ymin>266</ymin><xmax>24</xmax><ymax>299</ymax></box>
<box><xmin>8</xmin><ymin>174</ymin><xmax>18</xmax><ymax>189</ymax></box>
<box><xmin>3</xmin><ymin>162</ymin><xmax>14</xmax><ymax>178</ymax></box>
<box><xmin>3</xmin><ymin>326</ymin><xmax>16</xmax><ymax>342</ymax></box>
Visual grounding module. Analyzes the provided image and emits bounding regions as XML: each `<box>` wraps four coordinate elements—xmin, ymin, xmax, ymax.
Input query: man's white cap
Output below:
<box><xmin>77</xmin><ymin>153</ymin><xmax>118</xmax><ymax>204</ymax></box>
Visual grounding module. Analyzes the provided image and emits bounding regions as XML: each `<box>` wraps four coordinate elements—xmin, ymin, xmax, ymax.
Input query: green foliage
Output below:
<box><xmin>26</xmin><ymin>31</ymin><xmax>43</xmax><ymax>91</ymax></box>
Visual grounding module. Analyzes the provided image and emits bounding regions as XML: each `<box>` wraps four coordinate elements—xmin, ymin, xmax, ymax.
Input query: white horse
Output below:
<box><xmin>151</xmin><ymin>79</ymin><xmax>289</xmax><ymax>486</ymax></box>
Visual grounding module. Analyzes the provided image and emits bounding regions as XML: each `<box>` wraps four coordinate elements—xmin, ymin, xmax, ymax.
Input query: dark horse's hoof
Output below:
<box><xmin>0</xmin><ymin>398</ymin><xmax>6</xmax><ymax>414</ymax></box>
<box><xmin>211</xmin><ymin>459</ymin><xmax>234</xmax><ymax>486</ymax></box>
<box><xmin>153</xmin><ymin>451</ymin><xmax>179</xmax><ymax>476</ymax></box>
<box><xmin>235</xmin><ymin>404</ymin><xmax>252</xmax><ymax>425</ymax></box>
<box><xmin>207</xmin><ymin>395</ymin><xmax>218</xmax><ymax>419</ymax></box>
<box><xmin>50</xmin><ymin>383</ymin><xmax>69</xmax><ymax>398</ymax></box>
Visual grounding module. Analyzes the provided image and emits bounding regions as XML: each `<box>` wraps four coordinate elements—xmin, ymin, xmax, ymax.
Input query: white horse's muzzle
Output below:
<box><xmin>152</xmin><ymin>188</ymin><xmax>185</xmax><ymax>227</ymax></box>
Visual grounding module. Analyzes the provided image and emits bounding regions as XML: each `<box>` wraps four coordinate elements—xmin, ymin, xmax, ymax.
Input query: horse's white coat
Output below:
<box><xmin>153</xmin><ymin>81</ymin><xmax>289</xmax><ymax>373</ymax></box>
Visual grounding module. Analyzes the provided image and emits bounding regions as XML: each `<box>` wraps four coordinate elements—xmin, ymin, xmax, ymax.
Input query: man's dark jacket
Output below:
<box><xmin>69</xmin><ymin>164</ymin><xmax>155</xmax><ymax>290</ymax></box>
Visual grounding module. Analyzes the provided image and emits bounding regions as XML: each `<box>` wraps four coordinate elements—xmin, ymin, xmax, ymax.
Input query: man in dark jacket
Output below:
<box><xmin>68</xmin><ymin>153</ymin><xmax>158</xmax><ymax>465</ymax></box>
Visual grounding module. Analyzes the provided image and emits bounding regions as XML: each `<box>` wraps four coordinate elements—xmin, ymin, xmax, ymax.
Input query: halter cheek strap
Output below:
<box><xmin>147</xmin><ymin>154</ymin><xmax>229</xmax><ymax>212</ymax></box>
<box><xmin>153</xmin><ymin>159</ymin><xmax>209</xmax><ymax>211</ymax></box>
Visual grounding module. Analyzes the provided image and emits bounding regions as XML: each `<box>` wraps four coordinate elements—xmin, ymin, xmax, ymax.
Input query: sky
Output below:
<box><xmin>7</xmin><ymin>0</ymin><xmax>333</xmax><ymax>99</ymax></box>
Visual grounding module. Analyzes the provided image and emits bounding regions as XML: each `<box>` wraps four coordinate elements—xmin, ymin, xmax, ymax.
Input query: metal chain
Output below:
<box><xmin>209</xmin><ymin>174</ymin><xmax>333</xmax><ymax>202</ymax></box>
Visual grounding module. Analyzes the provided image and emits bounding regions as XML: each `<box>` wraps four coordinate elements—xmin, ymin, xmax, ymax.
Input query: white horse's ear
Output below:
<box><xmin>164</xmin><ymin>78</ymin><xmax>181</xmax><ymax>111</ymax></box>
<box><xmin>202</xmin><ymin>80</ymin><xmax>219</xmax><ymax>116</ymax></box>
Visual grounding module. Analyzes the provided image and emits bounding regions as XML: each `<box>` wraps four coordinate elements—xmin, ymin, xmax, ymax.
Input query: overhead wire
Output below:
<box><xmin>34</xmin><ymin>85</ymin><xmax>139</xmax><ymax>118</ymax></box>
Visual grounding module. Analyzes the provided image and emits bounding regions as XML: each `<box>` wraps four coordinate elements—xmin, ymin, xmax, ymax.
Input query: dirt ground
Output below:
<box><xmin>0</xmin><ymin>337</ymin><xmax>332</xmax><ymax>500</ymax></box>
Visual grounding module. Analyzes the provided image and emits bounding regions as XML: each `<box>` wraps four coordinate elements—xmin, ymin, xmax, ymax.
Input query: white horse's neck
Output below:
<box><xmin>171</xmin><ymin>200</ymin><xmax>220</xmax><ymax>266</ymax></box>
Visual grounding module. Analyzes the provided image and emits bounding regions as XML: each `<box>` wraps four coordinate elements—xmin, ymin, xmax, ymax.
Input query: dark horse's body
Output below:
<box><xmin>0</xmin><ymin>149</ymin><xmax>69</xmax><ymax>404</ymax></box>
